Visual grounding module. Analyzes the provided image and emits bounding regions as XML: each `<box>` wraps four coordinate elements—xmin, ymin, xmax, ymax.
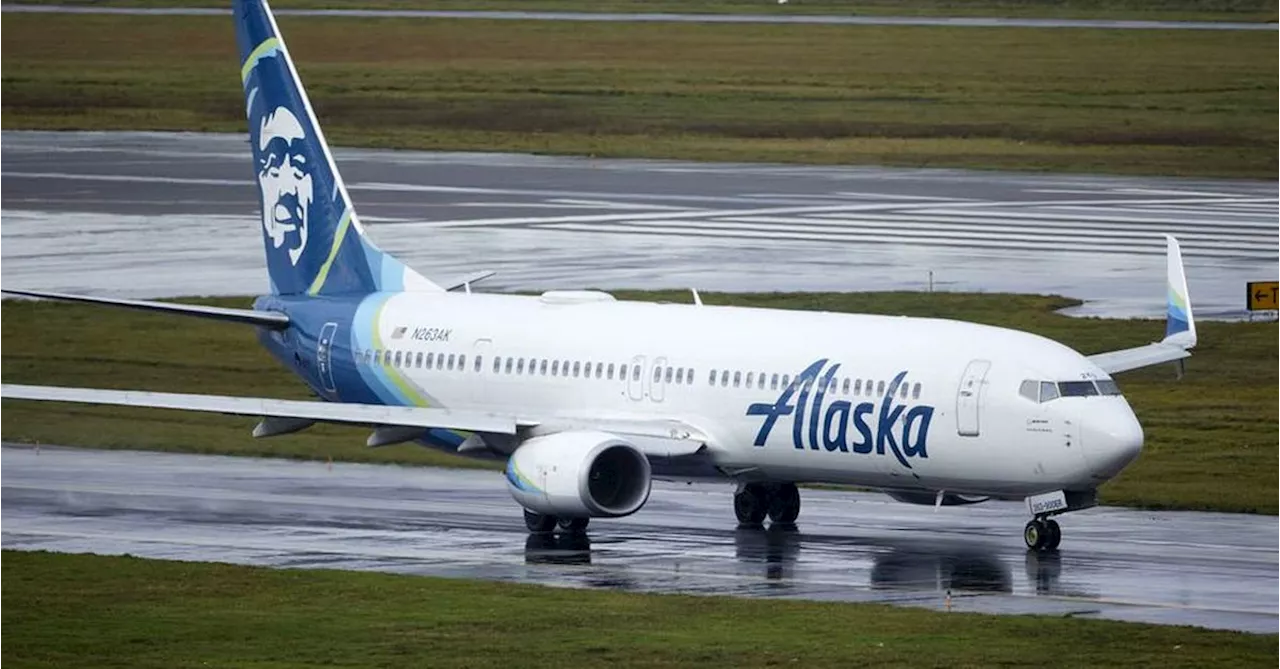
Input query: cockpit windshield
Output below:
<box><xmin>1018</xmin><ymin>378</ymin><xmax>1121</xmax><ymax>403</ymax></box>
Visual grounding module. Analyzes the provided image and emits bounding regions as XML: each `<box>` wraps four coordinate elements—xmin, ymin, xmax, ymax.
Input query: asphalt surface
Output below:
<box><xmin>3</xmin><ymin>4</ymin><xmax>1274</xmax><ymax>30</ymax></box>
<box><xmin>2</xmin><ymin>131</ymin><xmax>1275</xmax><ymax>319</ymax></box>
<box><xmin>2</xmin><ymin>445</ymin><xmax>1275</xmax><ymax>633</ymax></box>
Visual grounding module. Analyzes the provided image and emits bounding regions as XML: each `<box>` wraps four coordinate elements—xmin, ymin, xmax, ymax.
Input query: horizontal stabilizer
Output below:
<box><xmin>1</xmin><ymin>289</ymin><xmax>290</xmax><ymax>329</ymax></box>
<box><xmin>1087</xmin><ymin>342</ymin><xmax>1191</xmax><ymax>374</ymax></box>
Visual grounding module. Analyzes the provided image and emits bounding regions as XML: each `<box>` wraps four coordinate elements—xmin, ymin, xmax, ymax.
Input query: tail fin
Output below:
<box><xmin>1162</xmin><ymin>234</ymin><xmax>1196</xmax><ymax>348</ymax></box>
<box><xmin>234</xmin><ymin>0</ymin><xmax>439</xmax><ymax>296</ymax></box>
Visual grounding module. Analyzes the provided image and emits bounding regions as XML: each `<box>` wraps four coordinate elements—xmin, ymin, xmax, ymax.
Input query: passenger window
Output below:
<box><xmin>573</xmin><ymin>362</ymin><xmax>581</xmax><ymax>377</ymax></box>
<box><xmin>447</xmin><ymin>354</ymin><xmax>456</xmax><ymax>370</ymax></box>
<box><xmin>596</xmin><ymin>363</ymin><xmax>604</xmax><ymax>379</ymax></box>
<box><xmin>459</xmin><ymin>354</ymin><xmax>467</xmax><ymax>371</ymax></box>
<box><xmin>425</xmin><ymin>352</ymin><xmax>434</xmax><ymax>368</ymax></box>
<box><xmin>842</xmin><ymin>378</ymin><xmax>851</xmax><ymax>394</ymax></box>
<box><xmin>653</xmin><ymin>367</ymin><xmax>662</xmax><ymax>382</ymax></box>
<box><xmin>745</xmin><ymin>372</ymin><xmax>754</xmax><ymax>387</ymax></box>
<box><xmin>504</xmin><ymin>358</ymin><xmax>513</xmax><ymax>374</ymax></box>
<box><xmin>393</xmin><ymin>351</ymin><xmax>403</xmax><ymax>367</ymax></box>
<box><xmin>517</xmin><ymin>358</ymin><xmax>526</xmax><ymax>374</ymax></box>
<box><xmin>551</xmin><ymin>360</ymin><xmax>560</xmax><ymax>376</ymax></box>
<box><xmin>607</xmin><ymin>363</ymin><xmax>616</xmax><ymax>380</ymax></box>
<box><xmin>876</xmin><ymin>381</ymin><xmax>885</xmax><ymax>396</ymax></box>
<box><xmin>688</xmin><ymin>369</ymin><xmax>696</xmax><ymax>385</ymax></box>
<box><xmin>1019</xmin><ymin>379</ymin><xmax>1039</xmax><ymax>402</ymax></box>
<box><xmin>675</xmin><ymin>368</ymin><xmax>683</xmax><ymax>384</ymax></box>
<box><xmin>770</xmin><ymin>373</ymin><xmax>779</xmax><ymax>390</ymax></box>
<box><xmin>474</xmin><ymin>355</ymin><xmax>482</xmax><ymax>372</ymax></box>
<box><xmin>493</xmin><ymin>356</ymin><xmax>501</xmax><ymax>373</ymax></box>
<box><xmin>632</xmin><ymin>366</ymin><xmax>640</xmax><ymax>381</ymax></box>
<box><xmin>1039</xmin><ymin>381</ymin><xmax>1060</xmax><ymax>402</ymax></box>
<box><xmin>721</xmin><ymin>370</ymin><xmax>730</xmax><ymax>387</ymax></box>
<box><xmin>664</xmin><ymin>367</ymin><xmax>673</xmax><ymax>383</ymax></box>
<box><xmin>899</xmin><ymin>382</ymin><xmax>908</xmax><ymax>399</ymax></box>
<box><xmin>413</xmin><ymin>352</ymin><xmax>423</xmax><ymax>368</ymax></box>
<box><xmin>617</xmin><ymin>363</ymin><xmax>624</xmax><ymax>379</ymax></box>
<box><xmin>780</xmin><ymin>374</ymin><xmax>790</xmax><ymax>389</ymax></box>
<box><xmin>733</xmin><ymin>371</ymin><xmax>741</xmax><ymax>388</ymax></box>
<box><xmin>709</xmin><ymin>369</ymin><xmax>717</xmax><ymax>385</ymax></box>
<box><xmin>912</xmin><ymin>382</ymin><xmax>921</xmax><ymax>400</ymax></box>
<box><xmin>539</xmin><ymin>359</ymin><xmax>547</xmax><ymax>376</ymax></box>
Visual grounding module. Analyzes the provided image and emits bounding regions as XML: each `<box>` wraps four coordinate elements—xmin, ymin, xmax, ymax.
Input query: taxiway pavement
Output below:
<box><xmin>2</xmin><ymin>131</ymin><xmax>1275</xmax><ymax>319</ymax></box>
<box><xmin>3</xmin><ymin>445</ymin><xmax>1275</xmax><ymax>633</ymax></box>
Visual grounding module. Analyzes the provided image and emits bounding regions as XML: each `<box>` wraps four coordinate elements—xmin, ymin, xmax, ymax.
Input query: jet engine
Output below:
<box><xmin>885</xmin><ymin>491</ymin><xmax>990</xmax><ymax>506</ymax></box>
<box><xmin>505</xmin><ymin>431</ymin><xmax>651</xmax><ymax>518</ymax></box>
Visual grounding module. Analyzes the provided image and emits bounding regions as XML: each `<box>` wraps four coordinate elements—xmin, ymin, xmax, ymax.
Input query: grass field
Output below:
<box><xmin>2</xmin><ymin>13</ymin><xmax>1275</xmax><ymax>177</ymax></box>
<box><xmin>17</xmin><ymin>0</ymin><xmax>1280</xmax><ymax>22</ymax></box>
<box><xmin>3</xmin><ymin>550</ymin><xmax>1275</xmax><ymax>668</ymax></box>
<box><xmin>2</xmin><ymin>292</ymin><xmax>1275</xmax><ymax>514</ymax></box>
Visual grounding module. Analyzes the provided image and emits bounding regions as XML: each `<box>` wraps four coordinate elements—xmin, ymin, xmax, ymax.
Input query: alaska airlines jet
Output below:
<box><xmin>1</xmin><ymin>0</ymin><xmax>1199</xmax><ymax>551</ymax></box>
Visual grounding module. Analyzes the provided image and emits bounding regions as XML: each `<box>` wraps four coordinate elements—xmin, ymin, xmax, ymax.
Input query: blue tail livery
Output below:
<box><xmin>235</xmin><ymin>0</ymin><xmax>438</xmax><ymax>296</ymax></box>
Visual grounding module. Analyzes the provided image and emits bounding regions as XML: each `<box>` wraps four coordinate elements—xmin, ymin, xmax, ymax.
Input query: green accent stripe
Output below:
<box><xmin>368</xmin><ymin>299</ymin><xmax>432</xmax><ymax>408</ymax></box>
<box><xmin>240</xmin><ymin>37</ymin><xmax>281</xmax><ymax>83</ymax></box>
<box><xmin>306</xmin><ymin>209</ymin><xmax>352</xmax><ymax>296</ymax></box>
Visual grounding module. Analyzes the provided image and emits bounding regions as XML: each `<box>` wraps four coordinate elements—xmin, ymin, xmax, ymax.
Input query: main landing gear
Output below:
<box><xmin>1023</xmin><ymin>517</ymin><xmax>1061</xmax><ymax>552</ymax></box>
<box><xmin>523</xmin><ymin>509</ymin><xmax>590</xmax><ymax>534</ymax></box>
<box><xmin>734</xmin><ymin>482</ymin><xmax>801</xmax><ymax>527</ymax></box>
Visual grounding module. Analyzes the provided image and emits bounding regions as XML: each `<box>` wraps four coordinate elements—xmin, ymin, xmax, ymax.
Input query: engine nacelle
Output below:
<box><xmin>505</xmin><ymin>431</ymin><xmax>651</xmax><ymax>518</ymax></box>
<box><xmin>885</xmin><ymin>491</ymin><xmax>990</xmax><ymax>506</ymax></box>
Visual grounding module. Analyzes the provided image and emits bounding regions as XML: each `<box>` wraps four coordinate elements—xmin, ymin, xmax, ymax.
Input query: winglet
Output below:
<box><xmin>1162</xmin><ymin>234</ymin><xmax>1196</xmax><ymax>349</ymax></box>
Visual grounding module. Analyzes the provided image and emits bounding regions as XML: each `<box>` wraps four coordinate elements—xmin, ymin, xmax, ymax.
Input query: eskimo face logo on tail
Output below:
<box><xmin>256</xmin><ymin>106</ymin><xmax>313</xmax><ymax>265</ymax></box>
<box><xmin>746</xmin><ymin>359</ymin><xmax>935</xmax><ymax>469</ymax></box>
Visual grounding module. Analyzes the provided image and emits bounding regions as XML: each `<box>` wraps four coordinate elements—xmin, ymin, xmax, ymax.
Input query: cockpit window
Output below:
<box><xmin>1039</xmin><ymin>381</ymin><xmax>1059</xmax><ymax>402</ymax></box>
<box><xmin>1095</xmin><ymin>379</ymin><xmax>1121</xmax><ymax>396</ymax></box>
<box><xmin>1058</xmin><ymin>380</ymin><xmax>1099</xmax><ymax>397</ymax></box>
<box><xmin>1019</xmin><ymin>380</ymin><xmax>1038</xmax><ymax>402</ymax></box>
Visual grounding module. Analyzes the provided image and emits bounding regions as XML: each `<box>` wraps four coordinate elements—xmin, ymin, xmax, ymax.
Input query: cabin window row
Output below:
<box><xmin>359</xmin><ymin>349</ymin><xmax>470</xmax><ymax>372</ymax></box>
<box><xmin>707</xmin><ymin>368</ymin><xmax>923</xmax><ymax>400</ymax></box>
<box><xmin>489</xmin><ymin>357</ymin><xmax>697</xmax><ymax>385</ymax></box>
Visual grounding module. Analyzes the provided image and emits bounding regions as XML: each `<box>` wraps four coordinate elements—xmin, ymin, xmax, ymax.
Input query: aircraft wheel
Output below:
<box><xmin>1023</xmin><ymin>519</ymin><xmax>1049</xmax><ymax>551</ymax></box>
<box><xmin>1044</xmin><ymin>518</ymin><xmax>1062</xmax><ymax>550</ymax></box>
<box><xmin>734</xmin><ymin>483</ymin><xmax>769</xmax><ymax>527</ymax></box>
<box><xmin>558</xmin><ymin>517</ymin><xmax>590</xmax><ymax>533</ymax></box>
<box><xmin>767</xmin><ymin>483</ymin><xmax>801</xmax><ymax>525</ymax></box>
<box><xmin>524</xmin><ymin>509</ymin><xmax>558</xmax><ymax>533</ymax></box>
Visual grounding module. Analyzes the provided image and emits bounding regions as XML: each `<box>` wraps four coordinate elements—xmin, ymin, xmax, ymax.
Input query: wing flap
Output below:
<box><xmin>1</xmin><ymin>384</ymin><xmax>519</xmax><ymax>435</ymax></box>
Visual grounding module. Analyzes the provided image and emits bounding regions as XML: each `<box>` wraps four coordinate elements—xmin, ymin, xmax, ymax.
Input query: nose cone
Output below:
<box><xmin>1083</xmin><ymin>401</ymin><xmax>1144</xmax><ymax>481</ymax></box>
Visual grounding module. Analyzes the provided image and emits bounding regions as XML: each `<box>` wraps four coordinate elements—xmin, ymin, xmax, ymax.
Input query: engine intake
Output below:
<box><xmin>506</xmin><ymin>431</ymin><xmax>651</xmax><ymax>518</ymax></box>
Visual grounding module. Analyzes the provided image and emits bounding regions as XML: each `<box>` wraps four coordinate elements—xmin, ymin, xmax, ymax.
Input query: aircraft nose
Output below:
<box><xmin>1083</xmin><ymin>402</ymin><xmax>1144</xmax><ymax>481</ymax></box>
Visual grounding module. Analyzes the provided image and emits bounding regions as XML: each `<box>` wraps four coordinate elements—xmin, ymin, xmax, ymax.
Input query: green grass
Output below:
<box><xmin>2</xmin><ymin>292</ymin><xmax>1276</xmax><ymax>514</ymax></box>
<box><xmin>15</xmin><ymin>0</ymin><xmax>1280</xmax><ymax>22</ymax></box>
<box><xmin>2</xmin><ymin>550</ymin><xmax>1275</xmax><ymax>668</ymax></box>
<box><xmin>2</xmin><ymin>14</ymin><xmax>1275</xmax><ymax>177</ymax></box>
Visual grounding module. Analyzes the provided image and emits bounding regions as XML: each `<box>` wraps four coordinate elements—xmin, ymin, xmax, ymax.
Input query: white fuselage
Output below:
<box><xmin>347</xmin><ymin>290</ymin><xmax>1143</xmax><ymax>498</ymax></box>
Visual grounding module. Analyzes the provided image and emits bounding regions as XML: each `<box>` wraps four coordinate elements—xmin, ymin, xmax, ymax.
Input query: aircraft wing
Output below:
<box><xmin>1087</xmin><ymin>342</ymin><xmax>1192</xmax><ymax>374</ymax></box>
<box><xmin>1087</xmin><ymin>235</ymin><xmax>1197</xmax><ymax>375</ymax></box>
<box><xmin>1</xmin><ymin>384</ymin><xmax>522</xmax><ymax>434</ymax></box>
<box><xmin>0</xmin><ymin>383</ymin><xmax>711</xmax><ymax>458</ymax></box>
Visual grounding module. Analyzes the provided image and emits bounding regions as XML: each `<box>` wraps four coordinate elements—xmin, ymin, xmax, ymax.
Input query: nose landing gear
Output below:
<box><xmin>1024</xmin><ymin>517</ymin><xmax>1061</xmax><ymax>551</ymax></box>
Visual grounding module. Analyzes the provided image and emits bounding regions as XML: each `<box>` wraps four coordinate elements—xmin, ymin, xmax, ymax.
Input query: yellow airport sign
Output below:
<box><xmin>1246</xmin><ymin>281</ymin><xmax>1278</xmax><ymax>311</ymax></box>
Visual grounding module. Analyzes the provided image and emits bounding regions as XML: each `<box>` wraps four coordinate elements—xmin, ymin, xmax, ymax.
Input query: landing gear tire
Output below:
<box><xmin>557</xmin><ymin>517</ymin><xmax>590</xmax><ymax>533</ymax></box>
<box><xmin>1043</xmin><ymin>519</ymin><xmax>1062</xmax><ymax>550</ymax></box>
<box><xmin>524</xmin><ymin>509</ymin><xmax>558</xmax><ymax>533</ymax></box>
<box><xmin>1024</xmin><ymin>518</ymin><xmax>1061</xmax><ymax>552</ymax></box>
<box><xmin>767</xmin><ymin>483</ymin><xmax>801</xmax><ymax>525</ymax></box>
<box><xmin>734</xmin><ymin>483</ymin><xmax>769</xmax><ymax>527</ymax></box>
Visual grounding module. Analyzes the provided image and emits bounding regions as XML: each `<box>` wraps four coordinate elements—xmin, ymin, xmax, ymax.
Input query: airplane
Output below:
<box><xmin>1</xmin><ymin>0</ymin><xmax>1198</xmax><ymax>552</ymax></box>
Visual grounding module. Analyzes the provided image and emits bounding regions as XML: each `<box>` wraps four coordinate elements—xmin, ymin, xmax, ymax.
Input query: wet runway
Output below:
<box><xmin>3</xmin><ymin>445</ymin><xmax>1276</xmax><ymax>633</ymax></box>
<box><xmin>4</xmin><ymin>4</ymin><xmax>1274</xmax><ymax>31</ymax></box>
<box><xmin>2</xmin><ymin>131</ymin><xmax>1275</xmax><ymax>319</ymax></box>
